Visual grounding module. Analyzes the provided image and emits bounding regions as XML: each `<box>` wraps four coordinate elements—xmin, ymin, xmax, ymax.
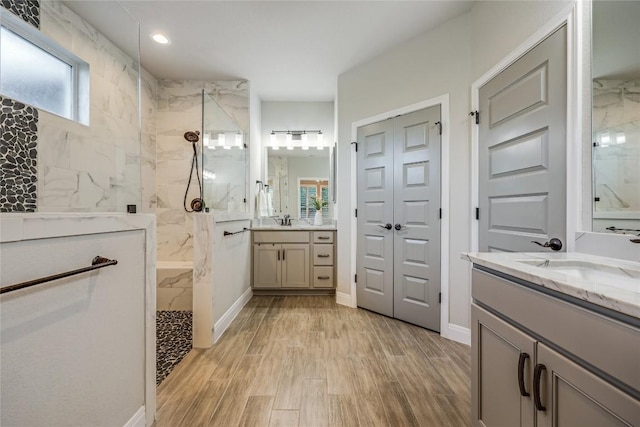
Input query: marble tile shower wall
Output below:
<box><xmin>592</xmin><ymin>79</ymin><xmax>640</xmax><ymax>213</ymax></box>
<box><xmin>34</xmin><ymin>0</ymin><xmax>146</xmax><ymax>212</ymax></box>
<box><xmin>156</xmin><ymin>80</ymin><xmax>248</xmax><ymax>262</ymax></box>
<box><xmin>0</xmin><ymin>0</ymin><xmax>40</xmax><ymax>212</ymax></box>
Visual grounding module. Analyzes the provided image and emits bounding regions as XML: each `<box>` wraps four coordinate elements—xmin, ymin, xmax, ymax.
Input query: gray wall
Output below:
<box><xmin>337</xmin><ymin>1</ymin><xmax>573</xmax><ymax>330</ymax></box>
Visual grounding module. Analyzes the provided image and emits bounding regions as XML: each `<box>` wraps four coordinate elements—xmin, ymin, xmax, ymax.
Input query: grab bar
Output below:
<box><xmin>0</xmin><ymin>256</ymin><xmax>118</xmax><ymax>295</ymax></box>
<box><xmin>223</xmin><ymin>227</ymin><xmax>250</xmax><ymax>237</ymax></box>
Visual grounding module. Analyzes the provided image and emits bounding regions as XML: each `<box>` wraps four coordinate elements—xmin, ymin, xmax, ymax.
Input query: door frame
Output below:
<box><xmin>349</xmin><ymin>94</ymin><xmax>451</xmax><ymax>338</ymax></box>
<box><xmin>470</xmin><ymin>3</ymin><xmax>584</xmax><ymax>255</ymax></box>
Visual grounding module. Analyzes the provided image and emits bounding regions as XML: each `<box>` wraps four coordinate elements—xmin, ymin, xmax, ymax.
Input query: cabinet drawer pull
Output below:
<box><xmin>282</xmin><ymin>249</ymin><xmax>285</xmax><ymax>261</ymax></box>
<box><xmin>317</xmin><ymin>276</ymin><xmax>330</xmax><ymax>280</ymax></box>
<box><xmin>277</xmin><ymin>250</ymin><xmax>280</xmax><ymax>261</ymax></box>
<box><xmin>317</xmin><ymin>254</ymin><xmax>330</xmax><ymax>258</ymax></box>
<box><xmin>533</xmin><ymin>363</ymin><xmax>546</xmax><ymax>411</ymax></box>
<box><xmin>518</xmin><ymin>352</ymin><xmax>530</xmax><ymax>397</ymax></box>
<box><xmin>317</xmin><ymin>236</ymin><xmax>330</xmax><ymax>240</ymax></box>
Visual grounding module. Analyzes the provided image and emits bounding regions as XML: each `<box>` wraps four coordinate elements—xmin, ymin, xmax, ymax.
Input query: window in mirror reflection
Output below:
<box><xmin>299</xmin><ymin>179</ymin><xmax>329</xmax><ymax>220</ymax></box>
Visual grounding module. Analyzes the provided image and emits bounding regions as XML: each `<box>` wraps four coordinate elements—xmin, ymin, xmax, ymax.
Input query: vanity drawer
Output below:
<box><xmin>313</xmin><ymin>245</ymin><xmax>334</xmax><ymax>265</ymax></box>
<box><xmin>313</xmin><ymin>267</ymin><xmax>334</xmax><ymax>288</ymax></box>
<box><xmin>313</xmin><ymin>231</ymin><xmax>334</xmax><ymax>243</ymax></box>
<box><xmin>253</xmin><ymin>231</ymin><xmax>310</xmax><ymax>243</ymax></box>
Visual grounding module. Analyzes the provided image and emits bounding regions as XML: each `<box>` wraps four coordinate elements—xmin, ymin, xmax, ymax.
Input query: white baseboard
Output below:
<box><xmin>213</xmin><ymin>287</ymin><xmax>253</xmax><ymax>343</ymax></box>
<box><xmin>123</xmin><ymin>406</ymin><xmax>145</xmax><ymax>427</ymax></box>
<box><xmin>336</xmin><ymin>291</ymin><xmax>355</xmax><ymax>308</ymax></box>
<box><xmin>447</xmin><ymin>323</ymin><xmax>471</xmax><ymax>346</ymax></box>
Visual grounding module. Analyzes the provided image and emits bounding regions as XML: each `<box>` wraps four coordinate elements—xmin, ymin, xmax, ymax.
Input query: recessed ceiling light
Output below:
<box><xmin>151</xmin><ymin>32</ymin><xmax>170</xmax><ymax>44</ymax></box>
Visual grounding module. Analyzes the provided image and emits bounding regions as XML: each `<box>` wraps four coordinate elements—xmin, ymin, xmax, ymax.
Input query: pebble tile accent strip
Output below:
<box><xmin>1</xmin><ymin>97</ymin><xmax>38</xmax><ymax>212</ymax></box>
<box><xmin>1</xmin><ymin>0</ymin><xmax>40</xmax><ymax>28</ymax></box>
<box><xmin>156</xmin><ymin>310</ymin><xmax>192</xmax><ymax>385</ymax></box>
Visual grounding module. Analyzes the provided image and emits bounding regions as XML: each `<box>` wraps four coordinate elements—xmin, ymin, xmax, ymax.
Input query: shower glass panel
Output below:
<box><xmin>201</xmin><ymin>90</ymin><xmax>247</xmax><ymax>212</ymax></box>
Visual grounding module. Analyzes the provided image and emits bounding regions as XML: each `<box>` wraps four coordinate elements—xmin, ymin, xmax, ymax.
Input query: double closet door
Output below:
<box><xmin>356</xmin><ymin>106</ymin><xmax>441</xmax><ymax>331</ymax></box>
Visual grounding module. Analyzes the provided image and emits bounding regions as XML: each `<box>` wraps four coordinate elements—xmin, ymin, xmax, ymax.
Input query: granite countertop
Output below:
<box><xmin>463</xmin><ymin>252</ymin><xmax>640</xmax><ymax>319</ymax></box>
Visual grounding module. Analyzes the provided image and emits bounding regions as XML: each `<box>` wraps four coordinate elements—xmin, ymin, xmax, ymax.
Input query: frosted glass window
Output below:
<box><xmin>0</xmin><ymin>12</ymin><xmax>88</xmax><ymax>124</ymax></box>
<box><xmin>1</xmin><ymin>27</ymin><xmax>72</xmax><ymax>118</ymax></box>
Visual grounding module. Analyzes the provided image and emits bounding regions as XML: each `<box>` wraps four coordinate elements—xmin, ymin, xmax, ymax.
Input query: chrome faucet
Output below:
<box><xmin>281</xmin><ymin>214</ymin><xmax>291</xmax><ymax>226</ymax></box>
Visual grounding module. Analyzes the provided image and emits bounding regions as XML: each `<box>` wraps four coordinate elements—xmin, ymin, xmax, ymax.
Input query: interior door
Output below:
<box><xmin>356</xmin><ymin>106</ymin><xmax>442</xmax><ymax>331</ymax></box>
<box><xmin>356</xmin><ymin>118</ymin><xmax>395</xmax><ymax>317</ymax></box>
<box><xmin>478</xmin><ymin>25</ymin><xmax>567</xmax><ymax>252</ymax></box>
<box><xmin>393</xmin><ymin>107</ymin><xmax>441</xmax><ymax>330</ymax></box>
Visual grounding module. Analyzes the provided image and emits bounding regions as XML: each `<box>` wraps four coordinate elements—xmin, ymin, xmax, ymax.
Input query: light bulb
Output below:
<box><xmin>317</xmin><ymin>131</ymin><xmax>324</xmax><ymax>146</ymax></box>
<box><xmin>151</xmin><ymin>32</ymin><xmax>170</xmax><ymax>44</ymax></box>
<box><xmin>235</xmin><ymin>132</ymin><xmax>243</xmax><ymax>147</ymax></box>
<box><xmin>218</xmin><ymin>133</ymin><xmax>226</xmax><ymax>147</ymax></box>
<box><xmin>616</xmin><ymin>132</ymin><xmax>626</xmax><ymax>144</ymax></box>
<box><xmin>270</xmin><ymin>132</ymin><xmax>278</xmax><ymax>149</ymax></box>
<box><xmin>203</xmin><ymin>133</ymin><xmax>211</xmax><ymax>147</ymax></box>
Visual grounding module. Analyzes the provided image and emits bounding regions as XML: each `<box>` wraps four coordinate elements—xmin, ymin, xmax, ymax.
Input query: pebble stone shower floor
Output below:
<box><xmin>156</xmin><ymin>311</ymin><xmax>193</xmax><ymax>385</ymax></box>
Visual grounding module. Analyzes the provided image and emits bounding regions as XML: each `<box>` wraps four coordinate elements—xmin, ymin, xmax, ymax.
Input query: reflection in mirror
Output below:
<box><xmin>592</xmin><ymin>1</ymin><xmax>640</xmax><ymax>234</ymax></box>
<box><xmin>201</xmin><ymin>91</ymin><xmax>247</xmax><ymax>212</ymax></box>
<box><xmin>267</xmin><ymin>147</ymin><xmax>331</xmax><ymax>219</ymax></box>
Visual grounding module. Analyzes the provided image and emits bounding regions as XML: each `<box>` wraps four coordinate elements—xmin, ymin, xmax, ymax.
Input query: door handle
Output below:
<box><xmin>378</xmin><ymin>223</ymin><xmax>392</xmax><ymax>230</ymax></box>
<box><xmin>282</xmin><ymin>249</ymin><xmax>285</xmax><ymax>261</ymax></box>
<box><xmin>317</xmin><ymin>276</ymin><xmax>330</xmax><ymax>280</ymax></box>
<box><xmin>317</xmin><ymin>254</ymin><xmax>330</xmax><ymax>258</ymax></box>
<box><xmin>394</xmin><ymin>224</ymin><xmax>407</xmax><ymax>231</ymax></box>
<box><xmin>531</xmin><ymin>238</ymin><xmax>563</xmax><ymax>251</ymax></box>
<box><xmin>533</xmin><ymin>363</ymin><xmax>547</xmax><ymax>411</ymax></box>
<box><xmin>277</xmin><ymin>250</ymin><xmax>280</xmax><ymax>261</ymax></box>
<box><xmin>518</xmin><ymin>352</ymin><xmax>530</xmax><ymax>397</ymax></box>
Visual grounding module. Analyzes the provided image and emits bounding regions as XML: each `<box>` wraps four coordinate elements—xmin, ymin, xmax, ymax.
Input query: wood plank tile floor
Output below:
<box><xmin>155</xmin><ymin>295</ymin><xmax>471</xmax><ymax>427</ymax></box>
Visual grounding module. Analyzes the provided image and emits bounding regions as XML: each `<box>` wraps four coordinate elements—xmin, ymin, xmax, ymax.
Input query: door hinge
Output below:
<box><xmin>354</xmin><ymin>274</ymin><xmax>357</xmax><ymax>283</ymax></box>
<box><xmin>355</xmin><ymin>208</ymin><xmax>358</xmax><ymax>217</ymax></box>
<box><xmin>351</xmin><ymin>141</ymin><xmax>358</xmax><ymax>152</ymax></box>
<box><xmin>475</xmin><ymin>207</ymin><xmax>480</xmax><ymax>220</ymax></box>
<box><xmin>435</xmin><ymin>121</ymin><xmax>442</xmax><ymax>135</ymax></box>
<box><xmin>439</xmin><ymin>208</ymin><xmax>442</xmax><ymax>219</ymax></box>
<box><xmin>439</xmin><ymin>292</ymin><xmax>442</xmax><ymax>304</ymax></box>
<box><xmin>469</xmin><ymin>110</ymin><xmax>479</xmax><ymax>125</ymax></box>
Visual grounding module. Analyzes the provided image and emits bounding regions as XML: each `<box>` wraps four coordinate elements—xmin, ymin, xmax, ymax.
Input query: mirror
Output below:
<box><xmin>267</xmin><ymin>147</ymin><xmax>331</xmax><ymax>219</ymax></box>
<box><xmin>591</xmin><ymin>1</ymin><xmax>640</xmax><ymax>234</ymax></box>
<box><xmin>201</xmin><ymin>90</ymin><xmax>247</xmax><ymax>212</ymax></box>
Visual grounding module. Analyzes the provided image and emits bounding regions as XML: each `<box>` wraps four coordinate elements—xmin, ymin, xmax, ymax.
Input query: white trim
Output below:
<box><xmin>470</xmin><ymin>3</ymin><xmax>580</xmax><ymax>253</ymax></box>
<box><xmin>447</xmin><ymin>324</ymin><xmax>471</xmax><ymax>346</ymax></box>
<box><xmin>335</xmin><ymin>291</ymin><xmax>355</xmax><ymax>308</ymax></box>
<box><xmin>123</xmin><ymin>406</ymin><xmax>146</xmax><ymax>427</ymax></box>
<box><xmin>349</xmin><ymin>94</ymin><xmax>451</xmax><ymax>337</ymax></box>
<box><xmin>213</xmin><ymin>287</ymin><xmax>253</xmax><ymax>343</ymax></box>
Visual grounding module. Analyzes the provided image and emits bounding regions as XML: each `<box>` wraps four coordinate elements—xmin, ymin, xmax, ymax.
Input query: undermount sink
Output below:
<box><xmin>517</xmin><ymin>259</ymin><xmax>640</xmax><ymax>285</ymax></box>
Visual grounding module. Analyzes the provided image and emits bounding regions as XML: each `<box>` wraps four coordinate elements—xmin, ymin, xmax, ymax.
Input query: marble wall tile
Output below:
<box><xmin>34</xmin><ymin>1</ymin><xmax>142</xmax><ymax>212</ymax></box>
<box><xmin>155</xmin><ymin>79</ymin><xmax>249</xmax><ymax>262</ymax></box>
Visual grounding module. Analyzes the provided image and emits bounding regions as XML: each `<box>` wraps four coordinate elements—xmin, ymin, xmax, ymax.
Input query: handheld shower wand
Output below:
<box><xmin>183</xmin><ymin>131</ymin><xmax>204</xmax><ymax>212</ymax></box>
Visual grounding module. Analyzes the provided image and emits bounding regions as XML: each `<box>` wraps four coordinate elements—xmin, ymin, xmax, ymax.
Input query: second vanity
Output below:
<box><xmin>251</xmin><ymin>223</ymin><xmax>336</xmax><ymax>291</ymax></box>
<box><xmin>464</xmin><ymin>252</ymin><xmax>640</xmax><ymax>427</ymax></box>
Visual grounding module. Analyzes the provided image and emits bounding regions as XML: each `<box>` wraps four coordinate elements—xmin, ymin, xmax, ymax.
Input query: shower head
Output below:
<box><xmin>184</xmin><ymin>130</ymin><xmax>200</xmax><ymax>143</ymax></box>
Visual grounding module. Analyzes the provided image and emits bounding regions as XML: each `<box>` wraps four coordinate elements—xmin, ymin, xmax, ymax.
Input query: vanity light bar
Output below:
<box><xmin>270</xmin><ymin>130</ymin><xmax>325</xmax><ymax>149</ymax></box>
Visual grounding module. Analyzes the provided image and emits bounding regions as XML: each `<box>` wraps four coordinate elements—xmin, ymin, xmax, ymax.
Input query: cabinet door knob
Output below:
<box><xmin>533</xmin><ymin>363</ymin><xmax>547</xmax><ymax>411</ymax></box>
<box><xmin>518</xmin><ymin>352</ymin><xmax>530</xmax><ymax>397</ymax></box>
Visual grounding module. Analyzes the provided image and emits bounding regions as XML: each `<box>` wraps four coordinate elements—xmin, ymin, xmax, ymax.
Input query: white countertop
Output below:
<box><xmin>251</xmin><ymin>218</ymin><xmax>336</xmax><ymax>231</ymax></box>
<box><xmin>463</xmin><ymin>252</ymin><xmax>640</xmax><ymax>319</ymax></box>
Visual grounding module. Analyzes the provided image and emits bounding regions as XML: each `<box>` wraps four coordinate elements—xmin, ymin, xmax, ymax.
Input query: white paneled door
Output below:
<box><xmin>356</xmin><ymin>106</ymin><xmax>441</xmax><ymax>331</ymax></box>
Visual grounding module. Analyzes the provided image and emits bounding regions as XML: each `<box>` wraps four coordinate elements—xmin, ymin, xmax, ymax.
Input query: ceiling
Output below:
<box><xmin>64</xmin><ymin>1</ymin><xmax>474</xmax><ymax>101</ymax></box>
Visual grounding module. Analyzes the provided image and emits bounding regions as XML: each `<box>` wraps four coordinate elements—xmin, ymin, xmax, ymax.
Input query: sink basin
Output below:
<box><xmin>517</xmin><ymin>259</ymin><xmax>640</xmax><ymax>285</ymax></box>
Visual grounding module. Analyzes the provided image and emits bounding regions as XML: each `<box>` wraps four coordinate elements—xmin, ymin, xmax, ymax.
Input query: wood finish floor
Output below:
<box><xmin>155</xmin><ymin>295</ymin><xmax>471</xmax><ymax>427</ymax></box>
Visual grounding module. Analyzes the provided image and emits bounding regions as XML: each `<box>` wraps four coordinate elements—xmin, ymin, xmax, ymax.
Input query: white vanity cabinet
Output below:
<box><xmin>252</xmin><ymin>230</ymin><xmax>336</xmax><ymax>290</ymax></box>
<box><xmin>471</xmin><ymin>268</ymin><xmax>640</xmax><ymax>427</ymax></box>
